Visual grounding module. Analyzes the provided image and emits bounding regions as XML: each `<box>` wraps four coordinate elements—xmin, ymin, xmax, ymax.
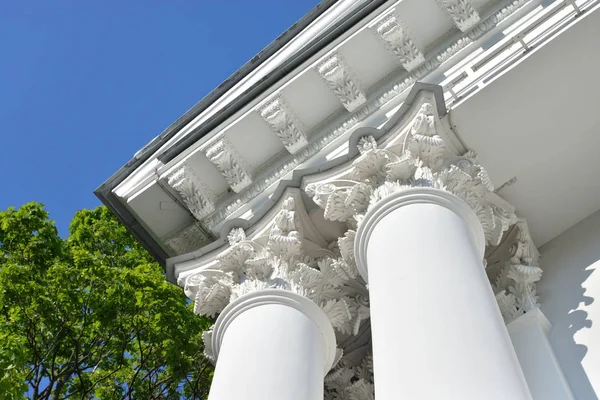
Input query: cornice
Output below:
<box><xmin>166</xmin><ymin>85</ymin><xmax>446</xmax><ymax>266</ymax></box>
<box><xmin>165</xmin><ymin>2</ymin><xmax>535</xmax><ymax>252</ymax></box>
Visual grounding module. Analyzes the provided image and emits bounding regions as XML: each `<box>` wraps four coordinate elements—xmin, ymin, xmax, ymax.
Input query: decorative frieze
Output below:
<box><xmin>436</xmin><ymin>0</ymin><xmax>481</xmax><ymax>32</ymax></box>
<box><xmin>166</xmin><ymin>163</ymin><xmax>216</xmax><ymax>221</ymax></box>
<box><xmin>372</xmin><ymin>14</ymin><xmax>426</xmax><ymax>71</ymax></box>
<box><xmin>205</xmin><ymin>136</ymin><xmax>252</xmax><ymax>193</ymax></box>
<box><xmin>259</xmin><ymin>96</ymin><xmax>308</xmax><ymax>154</ymax></box>
<box><xmin>317</xmin><ymin>53</ymin><xmax>367</xmax><ymax>113</ymax></box>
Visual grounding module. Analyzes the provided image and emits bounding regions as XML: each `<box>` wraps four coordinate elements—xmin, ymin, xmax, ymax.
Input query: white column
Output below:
<box><xmin>207</xmin><ymin>289</ymin><xmax>337</xmax><ymax>400</ymax></box>
<box><xmin>355</xmin><ymin>187</ymin><xmax>532</xmax><ymax>400</ymax></box>
<box><xmin>508</xmin><ymin>308</ymin><xmax>575</xmax><ymax>400</ymax></box>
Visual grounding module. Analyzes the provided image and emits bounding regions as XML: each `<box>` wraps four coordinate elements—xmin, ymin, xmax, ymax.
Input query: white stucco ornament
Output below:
<box><xmin>307</xmin><ymin>99</ymin><xmax>542</xmax><ymax>327</ymax></box>
<box><xmin>182</xmin><ymin>196</ymin><xmax>373</xmax><ymax>398</ymax></box>
<box><xmin>492</xmin><ymin>221</ymin><xmax>543</xmax><ymax>323</ymax></box>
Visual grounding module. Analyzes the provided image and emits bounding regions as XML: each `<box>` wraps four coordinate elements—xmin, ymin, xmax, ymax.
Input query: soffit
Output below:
<box><xmin>451</xmin><ymin>3</ymin><xmax>600</xmax><ymax>246</ymax></box>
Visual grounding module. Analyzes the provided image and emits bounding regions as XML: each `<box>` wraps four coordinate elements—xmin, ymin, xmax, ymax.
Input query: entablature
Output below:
<box><xmin>108</xmin><ymin>0</ymin><xmax>566</xmax><ymax>264</ymax></box>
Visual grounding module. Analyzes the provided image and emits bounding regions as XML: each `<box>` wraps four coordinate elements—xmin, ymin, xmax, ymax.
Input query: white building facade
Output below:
<box><xmin>97</xmin><ymin>0</ymin><xmax>600</xmax><ymax>398</ymax></box>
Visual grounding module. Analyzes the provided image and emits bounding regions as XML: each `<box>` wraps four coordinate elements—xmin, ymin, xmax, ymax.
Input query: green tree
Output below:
<box><xmin>0</xmin><ymin>203</ymin><xmax>213</xmax><ymax>399</ymax></box>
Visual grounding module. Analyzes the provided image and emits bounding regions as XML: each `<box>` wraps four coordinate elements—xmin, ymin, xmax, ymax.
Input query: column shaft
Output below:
<box><xmin>356</xmin><ymin>188</ymin><xmax>532</xmax><ymax>400</ymax></box>
<box><xmin>208</xmin><ymin>290</ymin><xmax>335</xmax><ymax>400</ymax></box>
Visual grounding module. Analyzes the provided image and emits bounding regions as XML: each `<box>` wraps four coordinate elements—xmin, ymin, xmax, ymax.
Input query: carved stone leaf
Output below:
<box><xmin>373</xmin><ymin>14</ymin><xmax>425</xmax><ymax>71</ymax></box>
<box><xmin>205</xmin><ymin>137</ymin><xmax>252</xmax><ymax>193</ymax></box>
<box><xmin>259</xmin><ymin>96</ymin><xmax>308</xmax><ymax>154</ymax></box>
<box><xmin>289</xmin><ymin>263</ymin><xmax>323</xmax><ymax>289</ymax></box>
<box><xmin>386</xmin><ymin>151</ymin><xmax>419</xmax><ymax>182</ymax></box>
<box><xmin>324</xmin><ymin>183</ymin><xmax>372</xmax><ymax>222</ymax></box>
<box><xmin>338</xmin><ymin>230</ymin><xmax>358</xmax><ymax>279</ymax></box>
<box><xmin>268</xmin><ymin>228</ymin><xmax>303</xmax><ymax>260</ymax></box>
<box><xmin>352</xmin><ymin>151</ymin><xmax>390</xmax><ymax>184</ymax></box>
<box><xmin>496</xmin><ymin>292</ymin><xmax>523</xmax><ymax>324</ymax></box>
<box><xmin>202</xmin><ymin>329</ymin><xmax>216</xmax><ymax>364</ymax></box>
<box><xmin>318</xmin><ymin>257</ymin><xmax>348</xmax><ymax>288</ymax></box>
<box><xmin>227</xmin><ymin>227</ymin><xmax>246</xmax><ymax>245</ymax></box>
<box><xmin>217</xmin><ymin>242</ymin><xmax>255</xmax><ymax>279</ymax></box>
<box><xmin>325</xmin><ymin>365</ymin><xmax>355</xmax><ymax>391</ymax></box>
<box><xmin>321</xmin><ymin>298</ymin><xmax>352</xmax><ymax>332</ymax></box>
<box><xmin>346</xmin><ymin>379</ymin><xmax>375</xmax><ymax>400</ymax></box>
<box><xmin>187</xmin><ymin>271</ymin><xmax>233</xmax><ymax>317</ymax></box>
<box><xmin>317</xmin><ymin>54</ymin><xmax>367</xmax><ymax>112</ymax></box>
<box><xmin>436</xmin><ymin>0</ymin><xmax>480</xmax><ymax>31</ymax></box>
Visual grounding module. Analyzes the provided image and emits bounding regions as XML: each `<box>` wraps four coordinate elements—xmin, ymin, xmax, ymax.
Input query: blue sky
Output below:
<box><xmin>0</xmin><ymin>0</ymin><xmax>319</xmax><ymax>236</ymax></box>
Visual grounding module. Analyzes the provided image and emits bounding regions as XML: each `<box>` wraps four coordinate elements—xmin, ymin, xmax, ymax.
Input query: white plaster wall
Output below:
<box><xmin>538</xmin><ymin>210</ymin><xmax>600</xmax><ymax>400</ymax></box>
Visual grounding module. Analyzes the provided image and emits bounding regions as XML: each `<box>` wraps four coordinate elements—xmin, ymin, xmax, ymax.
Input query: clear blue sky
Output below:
<box><xmin>0</xmin><ymin>0</ymin><xmax>319</xmax><ymax>236</ymax></box>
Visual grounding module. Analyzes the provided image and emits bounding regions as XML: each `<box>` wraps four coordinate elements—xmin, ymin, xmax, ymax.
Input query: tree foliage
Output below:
<box><xmin>0</xmin><ymin>203</ymin><xmax>213</xmax><ymax>399</ymax></box>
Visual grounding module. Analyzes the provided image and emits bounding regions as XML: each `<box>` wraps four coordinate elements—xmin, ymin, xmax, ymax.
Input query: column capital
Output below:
<box><xmin>180</xmin><ymin>191</ymin><xmax>370</xmax><ymax>388</ymax></box>
<box><xmin>354</xmin><ymin>187</ymin><xmax>485</xmax><ymax>282</ymax></box>
<box><xmin>211</xmin><ymin>289</ymin><xmax>337</xmax><ymax>374</ymax></box>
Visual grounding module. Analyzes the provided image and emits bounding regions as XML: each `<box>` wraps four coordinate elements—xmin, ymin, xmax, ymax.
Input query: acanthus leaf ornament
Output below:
<box><xmin>492</xmin><ymin>221</ymin><xmax>542</xmax><ymax>323</ymax></box>
<box><xmin>372</xmin><ymin>14</ymin><xmax>426</xmax><ymax>71</ymax></box>
<box><xmin>435</xmin><ymin>0</ymin><xmax>481</xmax><ymax>32</ymax></box>
<box><xmin>306</xmin><ymin>100</ymin><xmax>541</xmax><ymax>328</ymax></box>
<box><xmin>167</xmin><ymin>163</ymin><xmax>216</xmax><ymax>220</ymax></box>
<box><xmin>205</xmin><ymin>136</ymin><xmax>253</xmax><ymax>193</ymax></box>
<box><xmin>182</xmin><ymin>195</ymin><xmax>371</xmax><ymax>371</ymax></box>
<box><xmin>259</xmin><ymin>95</ymin><xmax>309</xmax><ymax>154</ymax></box>
<box><xmin>164</xmin><ymin>222</ymin><xmax>211</xmax><ymax>255</ymax></box>
<box><xmin>317</xmin><ymin>53</ymin><xmax>368</xmax><ymax>113</ymax></box>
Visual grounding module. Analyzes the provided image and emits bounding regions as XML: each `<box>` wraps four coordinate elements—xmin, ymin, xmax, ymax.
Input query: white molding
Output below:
<box><xmin>205</xmin><ymin>136</ymin><xmax>252</xmax><ymax>193</ymax></box>
<box><xmin>316</xmin><ymin>52</ymin><xmax>367</xmax><ymax>112</ymax></box>
<box><xmin>371</xmin><ymin>14</ymin><xmax>426</xmax><ymax>71</ymax></box>
<box><xmin>436</xmin><ymin>0</ymin><xmax>481</xmax><ymax>32</ymax></box>
<box><xmin>258</xmin><ymin>95</ymin><xmax>308</xmax><ymax>154</ymax></box>
<box><xmin>166</xmin><ymin>162</ymin><xmax>216</xmax><ymax>220</ymax></box>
